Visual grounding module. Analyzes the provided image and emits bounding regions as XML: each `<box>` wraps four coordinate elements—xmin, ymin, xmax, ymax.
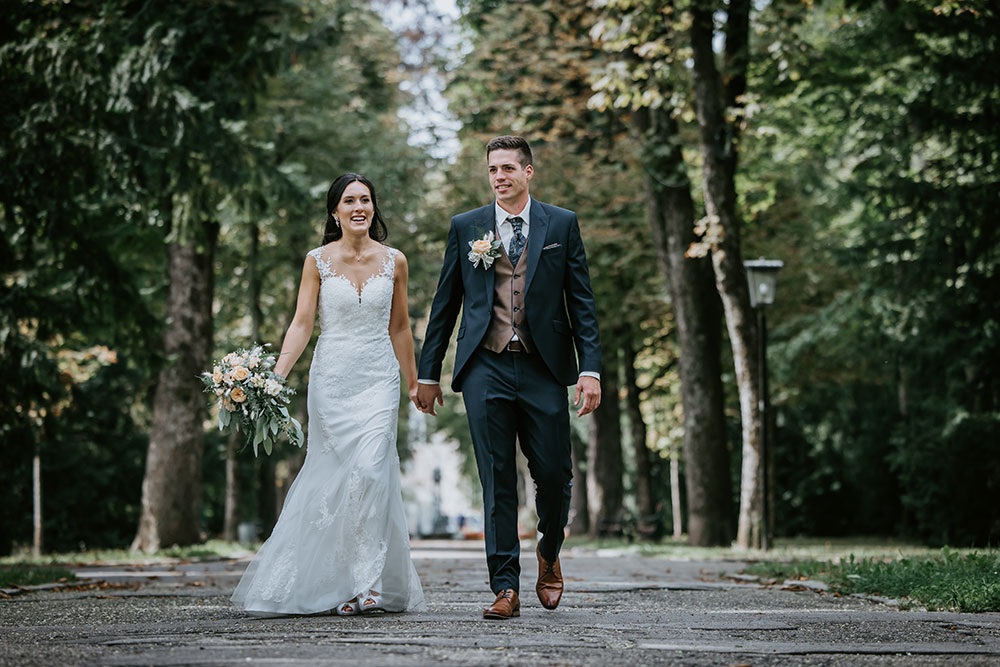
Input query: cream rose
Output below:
<box><xmin>232</xmin><ymin>366</ymin><xmax>250</xmax><ymax>382</ymax></box>
<box><xmin>264</xmin><ymin>378</ymin><xmax>283</xmax><ymax>397</ymax></box>
<box><xmin>212</xmin><ymin>367</ymin><xmax>223</xmax><ymax>384</ymax></box>
<box><xmin>467</xmin><ymin>231</ymin><xmax>499</xmax><ymax>269</ymax></box>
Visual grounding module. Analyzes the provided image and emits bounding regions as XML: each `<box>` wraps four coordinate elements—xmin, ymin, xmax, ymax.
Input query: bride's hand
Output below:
<box><xmin>408</xmin><ymin>386</ymin><xmax>421</xmax><ymax>410</ymax></box>
<box><xmin>415</xmin><ymin>383</ymin><xmax>443</xmax><ymax>416</ymax></box>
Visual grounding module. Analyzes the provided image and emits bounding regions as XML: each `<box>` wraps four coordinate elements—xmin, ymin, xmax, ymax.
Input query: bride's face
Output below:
<box><xmin>335</xmin><ymin>181</ymin><xmax>375</xmax><ymax>236</ymax></box>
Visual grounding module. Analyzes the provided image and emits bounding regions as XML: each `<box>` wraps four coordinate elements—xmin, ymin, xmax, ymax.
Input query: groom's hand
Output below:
<box><xmin>574</xmin><ymin>376</ymin><xmax>601</xmax><ymax>417</ymax></box>
<box><xmin>416</xmin><ymin>383</ymin><xmax>444</xmax><ymax>416</ymax></box>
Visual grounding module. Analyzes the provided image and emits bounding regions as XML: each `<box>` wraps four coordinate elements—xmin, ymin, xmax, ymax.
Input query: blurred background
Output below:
<box><xmin>2</xmin><ymin>0</ymin><xmax>997</xmax><ymax>557</ymax></box>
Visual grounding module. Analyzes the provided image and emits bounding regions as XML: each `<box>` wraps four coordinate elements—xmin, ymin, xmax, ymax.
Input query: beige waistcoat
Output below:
<box><xmin>482</xmin><ymin>234</ymin><xmax>533</xmax><ymax>353</ymax></box>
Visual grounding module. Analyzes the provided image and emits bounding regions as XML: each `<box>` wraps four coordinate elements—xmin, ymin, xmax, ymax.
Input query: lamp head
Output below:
<box><xmin>744</xmin><ymin>258</ymin><xmax>784</xmax><ymax>307</ymax></box>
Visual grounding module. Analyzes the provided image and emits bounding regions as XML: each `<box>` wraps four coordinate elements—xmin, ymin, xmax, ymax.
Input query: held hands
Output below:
<box><xmin>413</xmin><ymin>377</ymin><xmax>599</xmax><ymax>417</ymax></box>
<box><xmin>414</xmin><ymin>383</ymin><xmax>444</xmax><ymax>416</ymax></box>
<box><xmin>574</xmin><ymin>376</ymin><xmax>601</xmax><ymax>417</ymax></box>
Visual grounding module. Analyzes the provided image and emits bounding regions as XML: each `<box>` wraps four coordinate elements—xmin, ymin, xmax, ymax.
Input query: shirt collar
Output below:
<box><xmin>495</xmin><ymin>197</ymin><xmax>531</xmax><ymax>229</ymax></box>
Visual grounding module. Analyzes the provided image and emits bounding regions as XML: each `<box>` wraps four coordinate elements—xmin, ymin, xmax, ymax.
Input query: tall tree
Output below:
<box><xmin>591</xmin><ymin>1</ymin><xmax>735</xmax><ymax>545</ymax></box>
<box><xmin>623</xmin><ymin>329</ymin><xmax>655</xmax><ymax>523</ymax></box>
<box><xmin>686</xmin><ymin>0</ymin><xmax>763</xmax><ymax>548</ymax></box>
<box><xmin>117</xmin><ymin>1</ymin><xmax>299</xmax><ymax>552</ymax></box>
<box><xmin>586</xmin><ymin>351</ymin><xmax>624</xmax><ymax>536</ymax></box>
<box><xmin>135</xmin><ymin>222</ymin><xmax>218</xmax><ymax>549</ymax></box>
<box><xmin>741</xmin><ymin>0</ymin><xmax>1000</xmax><ymax>544</ymax></box>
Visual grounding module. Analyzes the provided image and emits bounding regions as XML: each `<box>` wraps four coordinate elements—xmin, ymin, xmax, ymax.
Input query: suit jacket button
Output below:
<box><xmin>513</xmin><ymin>306</ymin><xmax>519</xmax><ymax>312</ymax></box>
<box><xmin>513</xmin><ymin>290</ymin><xmax>520</xmax><ymax>295</ymax></box>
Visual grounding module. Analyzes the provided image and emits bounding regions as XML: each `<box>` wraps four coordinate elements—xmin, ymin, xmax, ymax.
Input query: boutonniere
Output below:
<box><xmin>467</xmin><ymin>230</ymin><xmax>502</xmax><ymax>269</ymax></box>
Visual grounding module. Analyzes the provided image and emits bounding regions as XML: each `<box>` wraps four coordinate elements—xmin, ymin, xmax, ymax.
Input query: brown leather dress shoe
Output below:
<box><xmin>482</xmin><ymin>589</ymin><xmax>520</xmax><ymax>619</ymax></box>
<box><xmin>536</xmin><ymin>545</ymin><xmax>564</xmax><ymax>610</ymax></box>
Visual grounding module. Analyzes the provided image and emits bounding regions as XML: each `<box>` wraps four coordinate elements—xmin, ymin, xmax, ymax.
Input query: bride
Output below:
<box><xmin>232</xmin><ymin>173</ymin><xmax>426</xmax><ymax>616</ymax></box>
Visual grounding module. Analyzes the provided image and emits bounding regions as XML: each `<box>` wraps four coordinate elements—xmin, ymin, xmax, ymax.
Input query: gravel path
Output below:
<box><xmin>2</xmin><ymin>540</ymin><xmax>999</xmax><ymax>665</ymax></box>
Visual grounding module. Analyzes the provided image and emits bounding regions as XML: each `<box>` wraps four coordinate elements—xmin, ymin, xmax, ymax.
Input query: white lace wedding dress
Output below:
<box><xmin>232</xmin><ymin>244</ymin><xmax>426</xmax><ymax>615</ymax></box>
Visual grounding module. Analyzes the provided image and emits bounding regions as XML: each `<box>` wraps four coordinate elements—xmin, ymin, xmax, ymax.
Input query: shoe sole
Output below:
<box><xmin>482</xmin><ymin>609</ymin><xmax>520</xmax><ymax>619</ymax></box>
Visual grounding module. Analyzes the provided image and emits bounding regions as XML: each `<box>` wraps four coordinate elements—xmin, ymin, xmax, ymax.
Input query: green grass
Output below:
<box><xmin>0</xmin><ymin>539</ymin><xmax>256</xmax><ymax>568</ymax></box>
<box><xmin>745</xmin><ymin>548</ymin><xmax>1000</xmax><ymax>612</ymax></box>
<box><xmin>0</xmin><ymin>565</ymin><xmax>78</xmax><ymax>588</ymax></box>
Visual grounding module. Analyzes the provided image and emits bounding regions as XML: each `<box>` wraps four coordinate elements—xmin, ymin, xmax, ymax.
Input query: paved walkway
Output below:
<box><xmin>2</xmin><ymin>540</ymin><xmax>999</xmax><ymax>665</ymax></box>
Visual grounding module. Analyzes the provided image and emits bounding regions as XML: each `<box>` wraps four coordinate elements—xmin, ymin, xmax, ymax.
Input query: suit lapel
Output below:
<box><xmin>482</xmin><ymin>207</ymin><xmax>497</xmax><ymax>306</ymax></box>
<box><xmin>523</xmin><ymin>198</ymin><xmax>548</xmax><ymax>294</ymax></box>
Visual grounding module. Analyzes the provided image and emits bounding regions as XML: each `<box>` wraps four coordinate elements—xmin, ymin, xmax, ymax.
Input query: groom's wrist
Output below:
<box><xmin>579</xmin><ymin>371</ymin><xmax>600</xmax><ymax>381</ymax></box>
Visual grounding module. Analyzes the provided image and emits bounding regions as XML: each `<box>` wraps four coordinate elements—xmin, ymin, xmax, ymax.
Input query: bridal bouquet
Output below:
<box><xmin>201</xmin><ymin>344</ymin><xmax>303</xmax><ymax>456</ymax></box>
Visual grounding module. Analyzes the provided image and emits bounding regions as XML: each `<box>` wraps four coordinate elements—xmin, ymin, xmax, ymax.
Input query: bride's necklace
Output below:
<box><xmin>346</xmin><ymin>244</ymin><xmax>369</xmax><ymax>263</ymax></box>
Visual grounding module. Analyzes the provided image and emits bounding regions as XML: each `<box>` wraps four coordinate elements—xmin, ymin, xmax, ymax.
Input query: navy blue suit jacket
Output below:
<box><xmin>419</xmin><ymin>199</ymin><xmax>602</xmax><ymax>392</ymax></box>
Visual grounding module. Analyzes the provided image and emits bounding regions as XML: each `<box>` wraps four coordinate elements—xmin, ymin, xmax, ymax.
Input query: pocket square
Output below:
<box><xmin>542</xmin><ymin>242</ymin><xmax>561</xmax><ymax>250</ymax></box>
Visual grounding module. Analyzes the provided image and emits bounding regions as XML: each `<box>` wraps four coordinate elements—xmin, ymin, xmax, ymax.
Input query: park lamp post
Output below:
<box><xmin>744</xmin><ymin>258</ymin><xmax>783</xmax><ymax>551</ymax></box>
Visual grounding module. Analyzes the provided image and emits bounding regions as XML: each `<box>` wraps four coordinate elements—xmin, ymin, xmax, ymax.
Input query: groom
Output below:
<box><xmin>416</xmin><ymin>135</ymin><xmax>602</xmax><ymax>619</ymax></box>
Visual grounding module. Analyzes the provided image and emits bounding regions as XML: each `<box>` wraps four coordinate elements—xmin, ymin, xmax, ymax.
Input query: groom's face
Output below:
<box><xmin>488</xmin><ymin>149</ymin><xmax>533</xmax><ymax>210</ymax></box>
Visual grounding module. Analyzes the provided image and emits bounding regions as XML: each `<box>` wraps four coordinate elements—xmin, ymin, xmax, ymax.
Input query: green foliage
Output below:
<box><xmin>743</xmin><ymin>0</ymin><xmax>1000</xmax><ymax>544</ymax></box>
<box><xmin>0</xmin><ymin>364</ymin><xmax>147</xmax><ymax>554</ymax></box>
<box><xmin>1</xmin><ymin>0</ymin><xmax>432</xmax><ymax>552</ymax></box>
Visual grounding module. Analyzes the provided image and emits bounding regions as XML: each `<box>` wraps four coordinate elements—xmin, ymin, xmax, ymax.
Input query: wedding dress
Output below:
<box><xmin>232</xmin><ymin>244</ymin><xmax>426</xmax><ymax>615</ymax></box>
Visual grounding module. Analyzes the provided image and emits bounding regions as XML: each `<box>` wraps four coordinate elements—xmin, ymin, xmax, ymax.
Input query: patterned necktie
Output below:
<box><xmin>507</xmin><ymin>216</ymin><xmax>526</xmax><ymax>267</ymax></box>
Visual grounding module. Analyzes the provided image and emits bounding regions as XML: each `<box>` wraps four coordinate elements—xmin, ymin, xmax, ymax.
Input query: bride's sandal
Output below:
<box><xmin>335</xmin><ymin>597</ymin><xmax>360</xmax><ymax>616</ymax></box>
<box><xmin>360</xmin><ymin>590</ymin><xmax>384</xmax><ymax>614</ymax></box>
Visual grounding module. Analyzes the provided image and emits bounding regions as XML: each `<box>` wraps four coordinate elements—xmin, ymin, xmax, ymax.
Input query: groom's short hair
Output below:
<box><xmin>486</xmin><ymin>135</ymin><xmax>532</xmax><ymax>168</ymax></box>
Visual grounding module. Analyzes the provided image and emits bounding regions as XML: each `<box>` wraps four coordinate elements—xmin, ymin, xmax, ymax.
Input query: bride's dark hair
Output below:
<box><xmin>323</xmin><ymin>173</ymin><xmax>388</xmax><ymax>244</ymax></box>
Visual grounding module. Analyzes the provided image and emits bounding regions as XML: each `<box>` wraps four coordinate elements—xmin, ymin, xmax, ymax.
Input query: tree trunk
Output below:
<box><xmin>32</xmin><ymin>449</ymin><xmax>42</xmax><ymax>557</ymax></box>
<box><xmin>635</xmin><ymin>106</ymin><xmax>733</xmax><ymax>546</ymax></box>
<box><xmin>132</xmin><ymin>225</ymin><xmax>217</xmax><ymax>552</ymax></box>
<box><xmin>568</xmin><ymin>423</ymin><xmax>590</xmax><ymax>536</ymax></box>
<box><xmin>670</xmin><ymin>442</ymin><xmax>683</xmax><ymax>540</ymax></box>
<box><xmin>622</xmin><ymin>333</ymin><xmax>654</xmax><ymax>519</ymax></box>
<box><xmin>223</xmin><ymin>221</ymin><xmax>263</xmax><ymax>542</ymax></box>
<box><xmin>258</xmin><ymin>456</ymin><xmax>277</xmax><ymax>539</ymax></box>
<box><xmin>586</xmin><ymin>351</ymin><xmax>623</xmax><ymax>537</ymax></box>
<box><xmin>222</xmin><ymin>430</ymin><xmax>240</xmax><ymax>542</ymax></box>
<box><xmin>689</xmin><ymin>0</ymin><xmax>762</xmax><ymax>549</ymax></box>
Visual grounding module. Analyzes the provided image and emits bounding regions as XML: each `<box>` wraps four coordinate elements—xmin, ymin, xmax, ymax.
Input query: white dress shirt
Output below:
<box><xmin>418</xmin><ymin>197</ymin><xmax>599</xmax><ymax>384</ymax></box>
<box><xmin>495</xmin><ymin>199</ymin><xmax>530</xmax><ymax>251</ymax></box>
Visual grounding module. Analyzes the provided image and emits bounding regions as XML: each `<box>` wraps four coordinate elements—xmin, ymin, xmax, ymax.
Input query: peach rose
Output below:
<box><xmin>232</xmin><ymin>366</ymin><xmax>250</xmax><ymax>382</ymax></box>
<box><xmin>230</xmin><ymin>387</ymin><xmax>247</xmax><ymax>403</ymax></box>
<box><xmin>471</xmin><ymin>238</ymin><xmax>492</xmax><ymax>254</ymax></box>
<box><xmin>212</xmin><ymin>367</ymin><xmax>224</xmax><ymax>384</ymax></box>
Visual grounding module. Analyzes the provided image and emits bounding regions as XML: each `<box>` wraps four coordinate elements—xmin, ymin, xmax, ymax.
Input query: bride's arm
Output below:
<box><xmin>388</xmin><ymin>251</ymin><xmax>419</xmax><ymax>404</ymax></box>
<box><xmin>274</xmin><ymin>255</ymin><xmax>320</xmax><ymax>378</ymax></box>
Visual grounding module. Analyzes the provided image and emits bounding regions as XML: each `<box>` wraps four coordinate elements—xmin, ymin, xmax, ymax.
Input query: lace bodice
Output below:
<box><xmin>308</xmin><ymin>245</ymin><xmax>399</xmax><ymax>335</ymax></box>
<box><xmin>306</xmin><ymin>244</ymin><xmax>401</xmax><ymax>399</ymax></box>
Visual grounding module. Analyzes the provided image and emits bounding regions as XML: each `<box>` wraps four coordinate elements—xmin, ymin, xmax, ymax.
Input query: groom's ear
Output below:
<box><xmin>525</xmin><ymin>164</ymin><xmax>534</xmax><ymax>181</ymax></box>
